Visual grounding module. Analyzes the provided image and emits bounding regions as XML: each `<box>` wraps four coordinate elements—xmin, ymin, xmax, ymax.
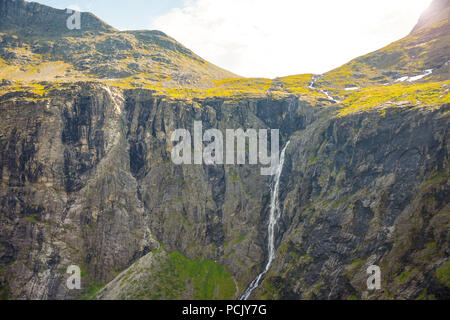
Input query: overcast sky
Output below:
<box><xmin>35</xmin><ymin>0</ymin><xmax>432</xmax><ymax>78</ymax></box>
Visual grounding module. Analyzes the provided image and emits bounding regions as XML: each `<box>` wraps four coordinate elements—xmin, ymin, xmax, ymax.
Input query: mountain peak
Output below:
<box><xmin>411</xmin><ymin>0</ymin><xmax>450</xmax><ymax>33</ymax></box>
<box><xmin>0</xmin><ymin>0</ymin><xmax>116</xmax><ymax>37</ymax></box>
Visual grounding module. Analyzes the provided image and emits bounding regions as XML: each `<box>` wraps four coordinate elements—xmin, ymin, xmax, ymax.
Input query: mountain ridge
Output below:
<box><xmin>412</xmin><ymin>0</ymin><xmax>450</xmax><ymax>34</ymax></box>
<box><xmin>0</xmin><ymin>0</ymin><xmax>116</xmax><ymax>37</ymax></box>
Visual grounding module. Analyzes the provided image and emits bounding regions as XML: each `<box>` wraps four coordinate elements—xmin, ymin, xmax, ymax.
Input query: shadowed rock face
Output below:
<box><xmin>0</xmin><ymin>83</ymin><xmax>448</xmax><ymax>300</ymax></box>
<box><xmin>0</xmin><ymin>1</ymin><xmax>236</xmax><ymax>87</ymax></box>
<box><xmin>0</xmin><ymin>82</ymin><xmax>305</xmax><ymax>299</ymax></box>
<box><xmin>0</xmin><ymin>0</ymin><xmax>449</xmax><ymax>300</ymax></box>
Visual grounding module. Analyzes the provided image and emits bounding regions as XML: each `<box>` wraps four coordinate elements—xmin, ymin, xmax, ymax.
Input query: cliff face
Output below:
<box><xmin>0</xmin><ymin>82</ymin><xmax>306</xmax><ymax>299</ymax></box>
<box><xmin>0</xmin><ymin>0</ymin><xmax>449</xmax><ymax>300</ymax></box>
<box><xmin>0</xmin><ymin>83</ymin><xmax>157</xmax><ymax>299</ymax></box>
<box><xmin>0</xmin><ymin>82</ymin><xmax>448</xmax><ymax>300</ymax></box>
<box><xmin>262</xmin><ymin>104</ymin><xmax>449</xmax><ymax>299</ymax></box>
<box><xmin>412</xmin><ymin>0</ymin><xmax>450</xmax><ymax>34</ymax></box>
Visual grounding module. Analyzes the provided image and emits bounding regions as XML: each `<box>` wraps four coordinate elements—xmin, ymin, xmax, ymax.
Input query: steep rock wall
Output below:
<box><xmin>0</xmin><ymin>83</ymin><xmax>448</xmax><ymax>300</ymax></box>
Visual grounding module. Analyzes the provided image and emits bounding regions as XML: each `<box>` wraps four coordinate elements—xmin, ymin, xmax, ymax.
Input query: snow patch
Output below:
<box><xmin>408</xmin><ymin>69</ymin><xmax>433</xmax><ymax>82</ymax></box>
<box><xmin>394</xmin><ymin>69</ymin><xmax>433</xmax><ymax>83</ymax></box>
<box><xmin>394</xmin><ymin>76</ymin><xmax>409</xmax><ymax>82</ymax></box>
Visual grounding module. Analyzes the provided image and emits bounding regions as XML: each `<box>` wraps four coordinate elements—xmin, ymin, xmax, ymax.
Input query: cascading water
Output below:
<box><xmin>309</xmin><ymin>74</ymin><xmax>340</xmax><ymax>103</ymax></box>
<box><xmin>240</xmin><ymin>141</ymin><xmax>290</xmax><ymax>300</ymax></box>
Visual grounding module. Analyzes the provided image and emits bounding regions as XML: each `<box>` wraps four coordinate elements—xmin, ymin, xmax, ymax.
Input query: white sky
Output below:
<box><xmin>150</xmin><ymin>0</ymin><xmax>433</xmax><ymax>78</ymax></box>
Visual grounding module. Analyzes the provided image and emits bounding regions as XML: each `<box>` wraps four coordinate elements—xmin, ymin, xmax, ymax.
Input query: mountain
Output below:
<box><xmin>0</xmin><ymin>0</ymin><xmax>448</xmax><ymax>300</ymax></box>
<box><xmin>413</xmin><ymin>0</ymin><xmax>450</xmax><ymax>33</ymax></box>
<box><xmin>307</xmin><ymin>0</ymin><xmax>449</xmax><ymax>99</ymax></box>
<box><xmin>0</xmin><ymin>0</ymin><xmax>115</xmax><ymax>37</ymax></box>
<box><xmin>0</xmin><ymin>0</ymin><xmax>236</xmax><ymax>88</ymax></box>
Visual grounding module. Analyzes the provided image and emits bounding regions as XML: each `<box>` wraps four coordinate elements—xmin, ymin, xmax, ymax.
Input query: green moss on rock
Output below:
<box><xmin>436</xmin><ymin>262</ymin><xmax>450</xmax><ymax>287</ymax></box>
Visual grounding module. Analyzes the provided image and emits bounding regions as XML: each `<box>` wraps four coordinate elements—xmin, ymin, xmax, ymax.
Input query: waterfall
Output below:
<box><xmin>240</xmin><ymin>141</ymin><xmax>290</xmax><ymax>300</ymax></box>
<box><xmin>308</xmin><ymin>74</ymin><xmax>340</xmax><ymax>103</ymax></box>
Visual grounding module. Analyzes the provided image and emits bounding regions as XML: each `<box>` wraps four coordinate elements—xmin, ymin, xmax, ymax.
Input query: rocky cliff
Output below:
<box><xmin>0</xmin><ymin>0</ymin><xmax>448</xmax><ymax>300</ymax></box>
